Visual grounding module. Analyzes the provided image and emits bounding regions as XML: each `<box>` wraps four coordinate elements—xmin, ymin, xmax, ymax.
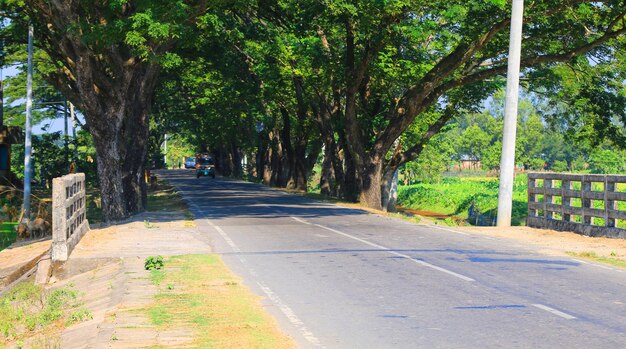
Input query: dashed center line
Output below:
<box><xmin>291</xmin><ymin>217</ymin><xmax>475</xmax><ymax>282</ymax></box>
<box><xmin>532</xmin><ymin>304</ymin><xmax>577</xmax><ymax>320</ymax></box>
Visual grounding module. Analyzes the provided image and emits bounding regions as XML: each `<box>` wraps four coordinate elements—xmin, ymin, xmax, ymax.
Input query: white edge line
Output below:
<box><xmin>291</xmin><ymin>217</ymin><xmax>311</xmax><ymax>225</ymax></box>
<box><xmin>257</xmin><ymin>282</ymin><xmax>325</xmax><ymax>348</ymax></box>
<box><xmin>428</xmin><ymin>225</ymin><xmax>471</xmax><ymax>236</ymax></box>
<box><xmin>570</xmin><ymin>258</ymin><xmax>589</xmax><ymax>265</ymax></box>
<box><xmin>205</xmin><ymin>218</ymin><xmax>324</xmax><ymax>347</ymax></box>
<box><xmin>532</xmin><ymin>304</ymin><xmax>577</xmax><ymax>320</ymax></box>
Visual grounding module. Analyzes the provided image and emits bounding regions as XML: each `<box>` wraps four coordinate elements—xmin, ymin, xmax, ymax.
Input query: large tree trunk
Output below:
<box><xmin>358</xmin><ymin>158</ymin><xmax>383</xmax><ymax>210</ymax></box>
<box><xmin>230</xmin><ymin>143</ymin><xmax>242</xmax><ymax>177</ymax></box>
<box><xmin>86</xmin><ymin>66</ymin><xmax>158</xmax><ymax>221</ymax></box>
<box><xmin>23</xmin><ymin>1</ymin><xmax>172</xmax><ymax>222</ymax></box>
<box><xmin>319</xmin><ymin>145</ymin><xmax>336</xmax><ymax>196</ymax></box>
<box><xmin>381</xmin><ymin>165</ymin><xmax>400</xmax><ymax>212</ymax></box>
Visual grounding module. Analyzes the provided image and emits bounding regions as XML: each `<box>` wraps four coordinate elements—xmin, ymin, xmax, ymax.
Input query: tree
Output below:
<box><xmin>458</xmin><ymin>125</ymin><xmax>490</xmax><ymax>162</ymax></box>
<box><xmin>588</xmin><ymin>148</ymin><xmax>626</xmax><ymax>174</ymax></box>
<box><xmin>268</xmin><ymin>0</ymin><xmax>626</xmax><ymax>210</ymax></box>
<box><xmin>1</xmin><ymin>1</ymin><xmax>218</xmax><ymax>221</ymax></box>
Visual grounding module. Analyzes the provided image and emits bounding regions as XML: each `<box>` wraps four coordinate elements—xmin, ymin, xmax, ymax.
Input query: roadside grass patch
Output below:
<box><xmin>398</xmin><ymin>175</ymin><xmax>528</xmax><ymax>226</ymax></box>
<box><xmin>0</xmin><ymin>282</ymin><xmax>91</xmax><ymax>346</ymax></box>
<box><xmin>147</xmin><ymin>180</ymin><xmax>187</xmax><ymax>212</ymax></box>
<box><xmin>566</xmin><ymin>251</ymin><xmax>626</xmax><ymax>269</ymax></box>
<box><xmin>141</xmin><ymin>254</ymin><xmax>295</xmax><ymax>348</ymax></box>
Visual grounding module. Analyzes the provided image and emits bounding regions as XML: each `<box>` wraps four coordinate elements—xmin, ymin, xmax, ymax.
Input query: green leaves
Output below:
<box><xmin>145</xmin><ymin>256</ymin><xmax>165</xmax><ymax>270</ymax></box>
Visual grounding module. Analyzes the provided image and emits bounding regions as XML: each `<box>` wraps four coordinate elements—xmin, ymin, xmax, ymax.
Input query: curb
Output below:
<box><xmin>0</xmin><ymin>246</ymin><xmax>51</xmax><ymax>294</ymax></box>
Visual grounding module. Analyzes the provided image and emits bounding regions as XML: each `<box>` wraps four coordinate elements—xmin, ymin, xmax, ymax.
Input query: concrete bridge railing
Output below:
<box><xmin>527</xmin><ymin>172</ymin><xmax>626</xmax><ymax>238</ymax></box>
<box><xmin>51</xmin><ymin>173</ymin><xmax>89</xmax><ymax>261</ymax></box>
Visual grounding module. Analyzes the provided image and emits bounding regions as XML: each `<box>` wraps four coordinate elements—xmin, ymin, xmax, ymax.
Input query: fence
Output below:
<box><xmin>51</xmin><ymin>173</ymin><xmax>89</xmax><ymax>261</ymax></box>
<box><xmin>527</xmin><ymin>172</ymin><xmax>626</xmax><ymax>238</ymax></box>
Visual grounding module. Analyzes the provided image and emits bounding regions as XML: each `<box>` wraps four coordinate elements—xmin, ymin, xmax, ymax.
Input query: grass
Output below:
<box><xmin>147</xmin><ymin>180</ymin><xmax>187</xmax><ymax>212</ymax></box>
<box><xmin>86</xmin><ymin>188</ymin><xmax>103</xmax><ymax>224</ymax></box>
<box><xmin>398</xmin><ymin>174</ymin><xmax>529</xmax><ymax>226</ymax></box>
<box><xmin>0</xmin><ymin>282</ymin><xmax>92</xmax><ymax>347</ymax></box>
<box><xmin>565</xmin><ymin>251</ymin><xmax>626</xmax><ymax>269</ymax></box>
<box><xmin>86</xmin><ymin>177</ymin><xmax>191</xmax><ymax>225</ymax></box>
<box><xmin>140</xmin><ymin>254</ymin><xmax>295</xmax><ymax>349</ymax></box>
<box><xmin>0</xmin><ymin>224</ymin><xmax>18</xmax><ymax>252</ymax></box>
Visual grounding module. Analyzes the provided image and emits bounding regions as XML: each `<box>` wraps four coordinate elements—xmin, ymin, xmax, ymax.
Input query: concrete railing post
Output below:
<box><xmin>528</xmin><ymin>176</ymin><xmax>537</xmax><ymax>218</ymax></box>
<box><xmin>562</xmin><ymin>180</ymin><xmax>571</xmax><ymax>222</ymax></box>
<box><xmin>52</xmin><ymin>173</ymin><xmax>89</xmax><ymax>262</ymax></box>
<box><xmin>582</xmin><ymin>177</ymin><xmax>592</xmax><ymax>226</ymax></box>
<box><xmin>606</xmin><ymin>178</ymin><xmax>616</xmax><ymax>228</ymax></box>
<box><xmin>527</xmin><ymin>172</ymin><xmax>626</xmax><ymax>239</ymax></box>
<box><xmin>544</xmin><ymin>179</ymin><xmax>553</xmax><ymax>220</ymax></box>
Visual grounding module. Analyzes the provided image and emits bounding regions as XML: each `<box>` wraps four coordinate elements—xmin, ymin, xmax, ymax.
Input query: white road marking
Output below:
<box><xmin>571</xmin><ymin>259</ymin><xmax>589</xmax><ymax>265</ymax></box>
<box><xmin>428</xmin><ymin>225</ymin><xmax>471</xmax><ymax>236</ymax></box>
<box><xmin>288</xmin><ymin>217</ymin><xmax>475</xmax><ymax>282</ymax></box>
<box><xmin>387</xmin><ymin>250</ymin><xmax>476</xmax><ymax>282</ymax></box>
<box><xmin>532</xmin><ymin>304</ymin><xmax>577</xmax><ymax>320</ymax></box>
<box><xmin>257</xmin><ymin>282</ymin><xmax>325</xmax><ymax>348</ymax></box>
<box><xmin>205</xmin><ymin>218</ymin><xmax>323</xmax><ymax>347</ymax></box>
<box><xmin>291</xmin><ymin>217</ymin><xmax>311</xmax><ymax>225</ymax></box>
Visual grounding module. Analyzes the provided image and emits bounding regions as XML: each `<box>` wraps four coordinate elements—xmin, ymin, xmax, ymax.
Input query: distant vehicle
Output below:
<box><xmin>195</xmin><ymin>153</ymin><xmax>215</xmax><ymax>179</ymax></box>
<box><xmin>184</xmin><ymin>157</ymin><xmax>196</xmax><ymax>169</ymax></box>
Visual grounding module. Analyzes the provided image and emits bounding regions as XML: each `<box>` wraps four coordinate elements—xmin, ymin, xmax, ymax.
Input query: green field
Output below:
<box><xmin>398</xmin><ymin>174</ymin><xmax>626</xmax><ymax>228</ymax></box>
<box><xmin>397</xmin><ymin>174</ymin><xmax>529</xmax><ymax>226</ymax></box>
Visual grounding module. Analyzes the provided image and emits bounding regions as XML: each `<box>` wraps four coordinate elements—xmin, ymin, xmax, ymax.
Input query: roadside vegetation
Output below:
<box><xmin>141</xmin><ymin>254</ymin><xmax>295</xmax><ymax>348</ymax></box>
<box><xmin>398</xmin><ymin>175</ymin><xmax>528</xmax><ymax>226</ymax></box>
<box><xmin>566</xmin><ymin>251</ymin><xmax>626</xmax><ymax>269</ymax></box>
<box><xmin>0</xmin><ymin>282</ymin><xmax>92</xmax><ymax>348</ymax></box>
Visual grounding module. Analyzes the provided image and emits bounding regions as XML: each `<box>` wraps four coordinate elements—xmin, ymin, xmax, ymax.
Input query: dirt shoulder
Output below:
<box><xmin>321</xmin><ymin>196</ymin><xmax>626</xmax><ymax>265</ymax></box>
<box><xmin>453</xmin><ymin>225</ymin><xmax>626</xmax><ymax>262</ymax></box>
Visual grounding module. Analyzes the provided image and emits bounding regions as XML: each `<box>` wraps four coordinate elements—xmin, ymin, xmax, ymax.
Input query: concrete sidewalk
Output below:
<box><xmin>2</xmin><ymin>210</ymin><xmax>213</xmax><ymax>348</ymax></box>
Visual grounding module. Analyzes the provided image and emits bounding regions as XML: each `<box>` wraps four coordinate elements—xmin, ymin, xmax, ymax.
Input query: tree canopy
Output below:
<box><xmin>3</xmin><ymin>0</ymin><xmax>626</xmax><ymax>218</ymax></box>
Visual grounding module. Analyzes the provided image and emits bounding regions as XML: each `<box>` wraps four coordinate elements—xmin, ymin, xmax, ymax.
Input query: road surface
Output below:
<box><xmin>160</xmin><ymin>170</ymin><xmax>626</xmax><ymax>349</ymax></box>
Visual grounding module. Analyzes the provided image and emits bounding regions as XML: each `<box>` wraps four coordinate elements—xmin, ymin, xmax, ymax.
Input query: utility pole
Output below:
<box><xmin>0</xmin><ymin>69</ymin><xmax>4</xmax><ymax>128</ymax></box>
<box><xmin>64</xmin><ymin>98</ymin><xmax>69</xmax><ymax>172</ymax></box>
<box><xmin>497</xmin><ymin>0</ymin><xmax>524</xmax><ymax>227</ymax></box>
<box><xmin>70</xmin><ymin>102</ymin><xmax>77</xmax><ymax>164</ymax></box>
<box><xmin>163</xmin><ymin>133</ymin><xmax>168</xmax><ymax>168</ymax></box>
<box><xmin>22</xmin><ymin>24</ymin><xmax>34</xmax><ymax>223</ymax></box>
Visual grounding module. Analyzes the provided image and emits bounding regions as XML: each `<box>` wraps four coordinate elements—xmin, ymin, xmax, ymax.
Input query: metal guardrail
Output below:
<box><xmin>527</xmin><ymin>172</ymin><xmax>626</xmax><ymax>238</ymax></box>
<box><xmin>51</xmin><ymin>173</ymin><xmax>89</xmax><ymax>261</ymax></box>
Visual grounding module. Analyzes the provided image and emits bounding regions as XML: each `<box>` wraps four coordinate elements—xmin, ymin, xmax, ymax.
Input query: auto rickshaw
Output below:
<box><xmin>195</xmin><ymin>153</ymin><xmax>216</xmax><ymax>178</ymax></box>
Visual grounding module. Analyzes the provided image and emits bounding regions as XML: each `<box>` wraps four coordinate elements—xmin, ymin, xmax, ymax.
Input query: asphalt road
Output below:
<box><xmin>160</xmin><ymin>170</ymin><xmax>626</xmax><ymax>349</ymax></box>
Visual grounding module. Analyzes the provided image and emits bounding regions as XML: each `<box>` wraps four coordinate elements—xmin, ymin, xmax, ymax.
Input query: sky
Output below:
<box><xmin>2</xmin><ymin>64</ymin><xmax>85</xmax><ymax>135</ymax></box>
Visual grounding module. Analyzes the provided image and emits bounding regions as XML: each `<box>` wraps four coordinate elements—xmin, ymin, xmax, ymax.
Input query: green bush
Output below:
<box><xmin>144</xmin><ymin>256</ymin><xmax>165</xmax><ymax>270</ymax></box>
<box><xmin>398</xmin><ymin>174</ymin><xmax>528</xmax><ymax>225</ymax></box>
<box><xmin>551</xmin><ymin>160</ymin><xmax>568</xmax><ymax>172</ymax></box>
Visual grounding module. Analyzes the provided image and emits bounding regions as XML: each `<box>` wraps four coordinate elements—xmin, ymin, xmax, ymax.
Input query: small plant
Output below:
<box><xmin>144</xmin><ymin>256</ymin><xmax>164</xmax><ymax>270</ymax></box>
<box><xmin>166</xmin><ymin>284</ymin><xmax>175</xmax><ymax>290</ymax></box>
<box><xmin>610</xmin><ymin>251</ymin><xmax>617</xmax><ymax>257</ymax></box>
<box><xmin>67</xmin><ymin>308</ymin><xmax>93</xmax><ymax>325</ymax></box>
<box><xmin>143</xmin><ymin>220</ymin><xmax>159</xmax><ymax>229</ymax></box>
<box><xmin>443</xmin><ymin>217</ymin><xmax>457</xmax><ymax>226</ymax></box>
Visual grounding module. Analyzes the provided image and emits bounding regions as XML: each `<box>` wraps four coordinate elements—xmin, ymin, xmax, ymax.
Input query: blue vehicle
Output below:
<box><xmin>184</xmin><ymin>157</ymin><xmax>196</xmax><ymax>169</ymax></box>
<box><xmin>195</xmin><ymin>154</ymin><xmax>216</xmax><ymax>179</ymax></box>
